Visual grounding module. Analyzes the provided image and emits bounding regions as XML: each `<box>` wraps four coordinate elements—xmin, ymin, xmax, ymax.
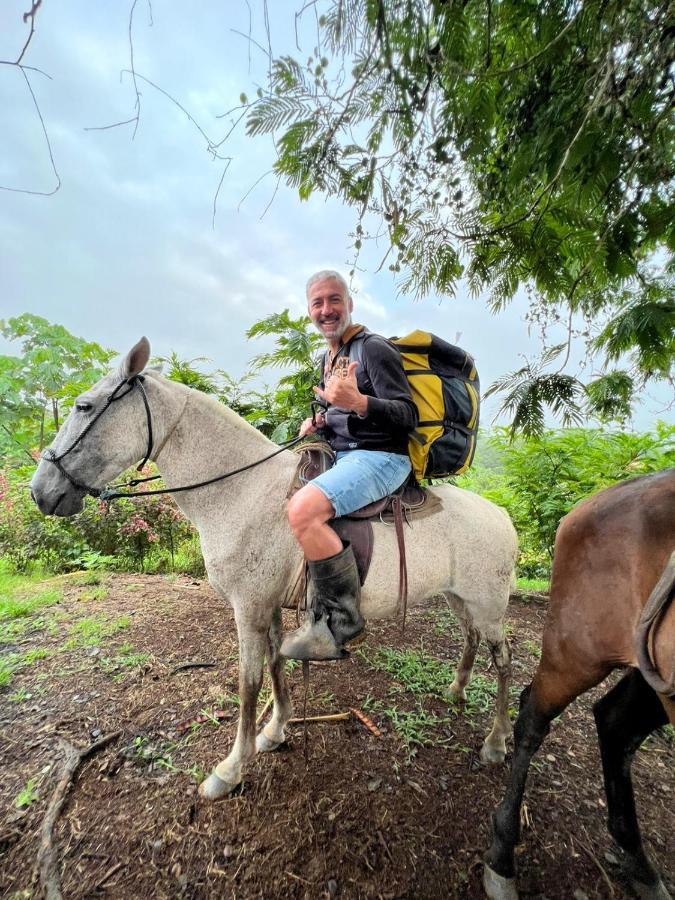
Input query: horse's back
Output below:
<box><xmin>362</xmin><ymin>483</ymin><xmax>518</xmax><ymax>623</ymax></box>
<box><xmin>543</xmin><ymin>469</ymin><xmax>675</xmax><ymax>675</ymax></box>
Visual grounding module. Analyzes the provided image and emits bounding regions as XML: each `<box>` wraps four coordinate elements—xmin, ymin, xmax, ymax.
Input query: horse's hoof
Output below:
<box><xmin>446</xmin><ymin>682</ymin><xmax>466</xmax><ymax>703</ymax></box>
<box><xmin>198</xmin><ymin>771</ymin><xmax>238</xmax><ymax>801</ymax></box>
<box><xmin>629</xmin><ymin>878</ymin><xmax>671</xmax><ymax>900</ymax></box>
<box><xmin>256</xmin><ymin>731</ymin><xmax>282</xmax><ymax>753</ymax></box>
<box><xmin>483</xmin><ymin>863</ymin><xmax>519</xmax><ymax>900</ymax></box>
<box><xmin>480</xmin><ymin>743</ymin><xmax>506</xmax><ymax>766</ymax></box>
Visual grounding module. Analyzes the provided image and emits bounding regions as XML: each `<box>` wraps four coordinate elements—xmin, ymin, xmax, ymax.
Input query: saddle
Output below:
<box><xmin>286</xmin><ymin>441</ymin><xmax>442</xmax><ymax>622</ymax></box>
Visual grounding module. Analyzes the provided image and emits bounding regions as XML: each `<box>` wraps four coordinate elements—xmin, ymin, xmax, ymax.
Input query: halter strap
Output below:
<box><xmin>42</xmin><ymin>376</ymin><xmax>153</xmax><ymax>497</ymax></box>
<box><xmin>42</xmin><ymin>373</ymin><xmax>304</xmax><ymax>502</ymax></box>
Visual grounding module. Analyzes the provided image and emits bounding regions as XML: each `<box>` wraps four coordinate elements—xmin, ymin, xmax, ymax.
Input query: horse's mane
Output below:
<box><xmin>142</xmin><ymin>369</ymin><xmax>278</xmax><ymax>448</ymax></box>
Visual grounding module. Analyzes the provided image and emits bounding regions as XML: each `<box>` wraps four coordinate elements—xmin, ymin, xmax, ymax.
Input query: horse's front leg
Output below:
<box><xmin>200</xmin><ymin>613</ymin><xmax>267</xmax><ymax>801</ymax></box>
<box><xmin>257</xmin><ymin>606</ymin><xmax>294</xmax><ymax>752</ymax></box>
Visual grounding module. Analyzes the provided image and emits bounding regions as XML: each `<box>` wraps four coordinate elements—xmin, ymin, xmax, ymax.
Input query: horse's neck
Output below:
<box><xmin>153</xmin><ymin>383</ymin><xmax>294</xmax><ymax>528</ymax></box>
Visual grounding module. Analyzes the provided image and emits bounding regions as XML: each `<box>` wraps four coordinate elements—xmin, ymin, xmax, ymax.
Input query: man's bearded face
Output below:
<box><xmin>307</xmin><ymin>278</ymin><xmax>353</xmax><ymax>344</ymax></box>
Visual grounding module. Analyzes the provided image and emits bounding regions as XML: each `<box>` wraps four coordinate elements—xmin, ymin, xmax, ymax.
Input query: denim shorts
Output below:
<box><xmin>310</xmin><ymin>449</ymin><xmax>412</xmax><ymax>518</ymax></box>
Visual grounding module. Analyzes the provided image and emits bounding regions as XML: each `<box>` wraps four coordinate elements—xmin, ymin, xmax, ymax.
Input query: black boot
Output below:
<box><xmin>280</xmin><ymin>543</ymin><xmax>365</xmax><ymax>662</ymax></box>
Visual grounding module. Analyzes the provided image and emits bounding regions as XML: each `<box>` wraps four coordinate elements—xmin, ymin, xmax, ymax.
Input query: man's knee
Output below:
<box><xmin>287</xmin><ymin>485</ymin><xmax>334</xmax><ymax>536</ymax></box>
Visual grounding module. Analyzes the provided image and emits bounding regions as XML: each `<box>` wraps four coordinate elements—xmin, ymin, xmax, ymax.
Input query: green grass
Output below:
<box><xmin>8</xmin><ymin>687</ymin><xmax>32</xmax><ymax>703</ymax></box>
<box><xmin>63</xmin><ymin>615</ymin><xmax>130</xmax><ymax>650</ymax></box>
<box><xmin>78</xmin><ymin>587</ymin><xmax>108</xmax><ymax>603</ymax></box>
<box><xmin>516</xmin><ymin>577</ymin><xmax>550</xmax><ymax>593</ymax></box>
<box><xmin>373</xmin><ymin>701</ymin><xmax>453</xmax><ymax>762</ymax></box>
<box><xmin>98</xmin><ymin>643</ymin><xmax>150</xmax><ymax>678</ymax></box>
<box><xmin>0</xmin><ymin>587</ymin><xmax>62</xmax><ymax>622</ymax></box>
<box><xmin>361</xmin><ymin>647</ymin><xmax>455</xmax><ymax>698</ymax></box>
<box><xmin>15</xmin><ymin>778</ymin><xmax>39</xmax><ymax>809</ymax></box>
<box><xmin>523</xmin><ymin>639</ymin><xmax>542</xmax><ymax>659</ymax></box>
<box><xmin>0</xmin><ymin>653</ymin><xmax>21</xmax><ymax>688</ymax></box>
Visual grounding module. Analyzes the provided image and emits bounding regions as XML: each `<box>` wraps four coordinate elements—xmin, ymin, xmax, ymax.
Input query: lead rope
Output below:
<box><xmin>302</xmin><ymin>660</ymin><xmax>310</xmax><ymax>763</ymax></box>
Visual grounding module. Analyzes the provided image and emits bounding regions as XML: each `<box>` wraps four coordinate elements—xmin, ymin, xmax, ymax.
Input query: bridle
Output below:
<box><xmin>42</xmin><ymin>374</ymin><xmax>302</xmax><ymax>502</ymax></box>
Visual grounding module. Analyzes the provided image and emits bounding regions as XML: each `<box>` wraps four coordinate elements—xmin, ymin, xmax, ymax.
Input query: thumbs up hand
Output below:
<box><xmin>314</xmin><ymin>361</ymin><xmax>368</xmax><ymax>415</ymax></box>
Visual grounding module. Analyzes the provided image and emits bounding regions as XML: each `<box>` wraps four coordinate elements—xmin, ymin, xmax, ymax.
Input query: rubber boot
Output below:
<box><xmin>280</xmin><ymin>543</ymin><xmax>365</xmax><ymax>662</ymax></box>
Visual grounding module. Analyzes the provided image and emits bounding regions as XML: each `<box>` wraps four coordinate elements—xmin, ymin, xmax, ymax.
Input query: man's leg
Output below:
<box><xmin>287</xmin><ymin>484</ymin><xmax>342</xmax><ymax>561</ymax></box>
<box><xmin>282</xmin><ymin>477</ymin><xmax>364</xmax><ymax>662</ymax></box>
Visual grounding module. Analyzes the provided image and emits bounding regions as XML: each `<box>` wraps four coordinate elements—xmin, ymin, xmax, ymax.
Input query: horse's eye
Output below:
<box><xmin>76</xmin><ymin>402</ymin><xmax>93</xmax><ymax>413</ymax></box>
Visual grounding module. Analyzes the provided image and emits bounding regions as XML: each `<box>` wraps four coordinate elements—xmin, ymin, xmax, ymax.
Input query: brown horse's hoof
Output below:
<box><xmin>483</xmin><ymin>863</ymin><xmax>519</xmax><ymax>900</ymax></box>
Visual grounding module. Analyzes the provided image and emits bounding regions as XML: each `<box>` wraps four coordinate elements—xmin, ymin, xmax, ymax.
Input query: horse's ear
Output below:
<box><xmin>121</xmin><ymin>337</ymin><xmax>151</xmax><ymax>380</ymax></box>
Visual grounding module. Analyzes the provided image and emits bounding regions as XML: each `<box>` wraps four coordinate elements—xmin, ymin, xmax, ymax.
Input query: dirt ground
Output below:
<box><xmin>1</xmin><ymin>573</ymin><xmax>673</xmax><ymax>900</ymax></box>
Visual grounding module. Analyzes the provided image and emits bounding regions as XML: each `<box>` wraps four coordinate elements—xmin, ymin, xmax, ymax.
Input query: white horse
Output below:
<box><xmin>30</xmin><ymin>338</ymin><xmax>519</xmax><ymax>801</ymax></box>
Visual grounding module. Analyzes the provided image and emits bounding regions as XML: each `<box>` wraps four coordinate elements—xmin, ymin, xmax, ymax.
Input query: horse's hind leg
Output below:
<box><xmin>200</xmin><ymin>616</ymin><xmax>267</xmax><ymax>801</ymax></box>
<box><xmin>446</xmin><ymin>621</ymin><xmax>481</xmax><ymax>701</ymax></box>
<box><xmin>257</xmin><ymin>607</ymin><xmax>293</xmax><ymax>752</ymax></box>
<box><xmin>480</xmin><ymin>634</ymin><xmax>512</xmax><ymax>765</ymax></box>
<box><xmin>484</xmin><ymin>661</ymin><xmax>609</xmax><ymax>900</ymax></box>
<box><xmin>593</xmin><ymin>669</ymin><xmax>671</xmax><ymax>900</ymax></box>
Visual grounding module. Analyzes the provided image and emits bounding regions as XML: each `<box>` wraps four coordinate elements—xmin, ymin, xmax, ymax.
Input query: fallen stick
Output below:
<box><xmin>94</xmin><ymin>860</ymin><xmax>124</xmax><ymax>891</ymax></box>
<box><xmin>169</xmin><ymin>662</ymin><xmax>216</xmax><ymax>675</ymax></box>
<box><xmin>256</xmin><ymin>695</ymin><xmax>273</xmax><ymax>726</ymax></box>
<box><xmin>35</xmin><ymin>731</ymin><xmax>122</xmax><ymax>900</ymax></box>
<box><xmin>288</xmin><ymin>713</ymin><xmax>350</xmax><ymax>724</ymax></box>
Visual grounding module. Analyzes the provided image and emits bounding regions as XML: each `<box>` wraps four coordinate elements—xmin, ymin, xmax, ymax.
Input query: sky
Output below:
<box><xmin>1</xmin><ymin>0</ymin><xmax>672</xmax><ymax>431</ymax></box>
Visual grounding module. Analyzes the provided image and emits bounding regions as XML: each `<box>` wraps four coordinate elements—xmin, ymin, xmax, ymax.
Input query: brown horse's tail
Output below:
<box><xmin>635</xmin><ymin>550</ymin><xmax>675</xmax><ymax>697</ymax></box>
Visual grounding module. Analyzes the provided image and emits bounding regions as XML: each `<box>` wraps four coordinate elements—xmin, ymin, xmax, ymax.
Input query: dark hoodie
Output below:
<box><xmin>318</xmin><ymin>325</ymin><xmax>418</xmax><ymax>454</ymax></box>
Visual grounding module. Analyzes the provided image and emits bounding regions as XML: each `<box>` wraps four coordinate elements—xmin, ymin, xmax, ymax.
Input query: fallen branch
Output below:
<box><xmin>170</xmin><ymin>661</ymin><xmax>216</xmax><ymax>675</ymax></box>
<box><xmin>35</xmin><ymin>731</ymin><xmax>122</xmax><ymax>900</ymax></box>
<box><xmin>288</xmin><ymin>713</ymin><xmax>350</xmax><ymax>724</ymax></box>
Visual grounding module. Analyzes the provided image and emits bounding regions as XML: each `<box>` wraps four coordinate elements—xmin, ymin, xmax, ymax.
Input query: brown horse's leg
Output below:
<box><xmin>484</xmin><ymin>660</ymin><xmax>610</xmax><ymax>899</ymax></box>
<box><xmin>593</xmin><ymin>669</ymin><xmax>671</xmax><ymax>900</ymax></box>
<box><xmin>480</xmin><ymin>636</ymin><xmax>513</xmax><ymax>765</ymax></box>
<box><xmin>257</xmin><ymin>607</ymin><xmax>293</xmax><ymax>752</ymax></box>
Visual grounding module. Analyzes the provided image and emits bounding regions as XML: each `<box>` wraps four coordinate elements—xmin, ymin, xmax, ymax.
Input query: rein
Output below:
<box><xmin>42</xmin><ymin>375</ymin><xmax>304</xmax><ymax>502</ymax></box>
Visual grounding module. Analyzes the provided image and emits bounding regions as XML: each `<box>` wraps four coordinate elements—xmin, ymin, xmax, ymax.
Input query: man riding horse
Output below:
<box><xmin>281</xmin><ymin>270</ymin><xmax>418</xmax><ymax>662</ymax></box>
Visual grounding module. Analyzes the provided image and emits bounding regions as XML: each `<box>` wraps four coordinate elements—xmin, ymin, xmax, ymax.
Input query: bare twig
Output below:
<box><xmin>577</xmin><ymin>828</ymin><xmax>616</xmax><ymax>896</ymax></box>
<box><xmin>256</xmin><ymin>694</ymin><xmax>274</xmax><ymax>726</ymax></box>
<box><xmin>0</xmin><ymin>68</ymin><xmax>61</xmax><ymax>196</ymax></box>
<box><xmin>16</xmin><ymin>0</ymin><xmax>43</xmax><ymax>66</ymax></box>
<box><xmin>94</xmin><ymin>861</ymin><xmax>124</xmax><ymax>891</ymax></box>
<box><xmin>34</xmin><ymin>731</ymin><xmax>122</xmax><ymax>900</ymax></box>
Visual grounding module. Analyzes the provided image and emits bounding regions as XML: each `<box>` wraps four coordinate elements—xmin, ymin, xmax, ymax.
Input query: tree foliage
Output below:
<box><xmin>245</xmin><ymin>0</ymin><xmax>675</xmax><ymax>430</ymax></box>
<box><xmin>0</xmin><ymin>314</ymin><xmax>116</xmax><ymax>462</ymax></box>
<box><xmin>462</xmin><ymin>421</ymin><xmax>675</xmax><ymax>573</ymax></box>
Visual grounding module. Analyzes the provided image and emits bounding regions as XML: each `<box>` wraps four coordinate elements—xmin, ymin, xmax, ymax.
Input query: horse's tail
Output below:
<box><xmin>635</xmin><ymin>550</ymin><xmax>675</xmax><ymax>697</ymax></box>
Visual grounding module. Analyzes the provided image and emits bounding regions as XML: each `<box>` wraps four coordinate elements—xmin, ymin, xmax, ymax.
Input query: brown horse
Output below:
<box><xmin>484</xmin><ymin>469</ymin><xmax>675</xmax><ymax>900</ymax></box>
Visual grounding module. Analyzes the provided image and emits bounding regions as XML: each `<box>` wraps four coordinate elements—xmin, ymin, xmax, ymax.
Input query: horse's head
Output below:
<box><xmin>30</xmin><ymin>337</ymin><xmax>154</xmax><ymax>516</ymax></box>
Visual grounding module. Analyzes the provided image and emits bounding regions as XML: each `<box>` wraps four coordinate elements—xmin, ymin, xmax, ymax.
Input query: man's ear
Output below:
<box><xmin>120</xmin><ymin>337</ymin><xmax>151</xmax><ymax>380</ymax></box>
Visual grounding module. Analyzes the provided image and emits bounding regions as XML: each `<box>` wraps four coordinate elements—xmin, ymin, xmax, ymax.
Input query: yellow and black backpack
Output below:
<box><xmin>390</xmin><ymin>330</ymin><xmax>479</xmax><ymax>481</ymax></box>
<box><xmin>346</xmin><ymin>328</ymin><xmax>480</xmax><ymax>481</ymax></box>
